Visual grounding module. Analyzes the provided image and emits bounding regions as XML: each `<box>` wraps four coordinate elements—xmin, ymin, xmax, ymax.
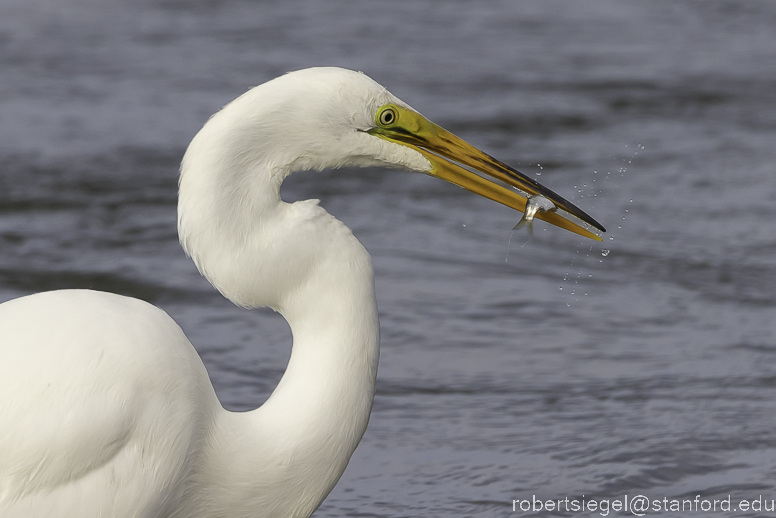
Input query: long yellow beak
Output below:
<box><xmin>368</xmin><ymin>104</ymin><xmax>605</xmax><ymax>241</ymax></box>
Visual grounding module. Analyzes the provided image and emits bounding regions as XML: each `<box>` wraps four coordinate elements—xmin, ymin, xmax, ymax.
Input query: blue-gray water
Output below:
<box><xmin>1</xmin><ymin>0</ymin><xmax>775</xmax><ymax>516</ymax></box>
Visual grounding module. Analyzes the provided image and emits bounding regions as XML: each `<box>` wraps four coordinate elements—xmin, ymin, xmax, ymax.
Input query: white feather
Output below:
<box><xmin>0</xmin><ymin>67</ymin><xmax>431</xmax><ymax>518</ymax></box>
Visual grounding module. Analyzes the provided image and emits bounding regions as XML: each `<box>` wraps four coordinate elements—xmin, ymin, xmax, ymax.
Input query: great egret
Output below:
<box><xmin>0</xmin><ymin>67</ymin><xmax>604</xmax><ymax>518</ymax></box>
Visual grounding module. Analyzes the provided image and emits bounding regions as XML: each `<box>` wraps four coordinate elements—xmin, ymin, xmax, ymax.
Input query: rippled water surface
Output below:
<box><xmin>1</xmin><ymin>0</ymin><xmax>776</xmax><ymax>516</ymax></box>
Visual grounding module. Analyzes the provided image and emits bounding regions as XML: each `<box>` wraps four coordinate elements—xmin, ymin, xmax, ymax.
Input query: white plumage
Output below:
<box><xmin>0</xmin><ymin>67</ymin><xmax>602</xmax><ymax>518</ymax></box>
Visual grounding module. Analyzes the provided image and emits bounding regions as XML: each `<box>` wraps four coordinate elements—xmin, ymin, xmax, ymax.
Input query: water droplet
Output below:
<box><xmin>536</xmin><ymin>171</ymin><xmax>541</xmax><ymax>176</ymax></box>
<box><xmin>601</xmin><ymin>249</ymin><xmax>610</xmax><ymax>257</ymax></box>
<box><xmin>609</xmin><ymin>236</ymin><xmax>614</xmax><ymax>241</ymax></box>
<box><xmin>559</xmin><ymin>286</ymin><xmax>563</xmax><ymax>290</ymax></box>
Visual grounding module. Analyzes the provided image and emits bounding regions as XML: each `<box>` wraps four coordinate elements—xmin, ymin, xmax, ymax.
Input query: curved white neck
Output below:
<box><xmin>177</xmin><ymin>100</ymin><xmax>381</xmax><ymax>516</ymax></box>
<box><xmin>193</xmin><ymin>239</ymin><xmax>380</xmax><ymax>518</ymax></box>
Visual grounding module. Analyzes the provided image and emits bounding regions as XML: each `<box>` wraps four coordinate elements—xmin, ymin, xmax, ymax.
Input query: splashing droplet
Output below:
<box><xmin>601</xmin><ymin>249</ymin><xmax>610</xmax><ymax>257</ymax></box>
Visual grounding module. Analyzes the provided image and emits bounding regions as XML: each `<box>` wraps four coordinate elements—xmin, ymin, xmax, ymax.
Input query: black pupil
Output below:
<box><xmin>382</xmin><ymin>111</ymin><xmax>393</xmax><ymax>124</ymax></box>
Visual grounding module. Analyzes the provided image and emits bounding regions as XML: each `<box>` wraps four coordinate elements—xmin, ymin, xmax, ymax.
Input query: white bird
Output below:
<box><xmin>0</xmin><ymin>67</ymin><xmax>604</xmax><ymax>518</ymax></box>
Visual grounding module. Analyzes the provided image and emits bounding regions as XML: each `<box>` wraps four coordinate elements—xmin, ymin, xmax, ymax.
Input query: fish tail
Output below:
<box><xmin>513</xmin><ymin>216</ymin><xmax>534</xmax><ymax>235</ymax></box>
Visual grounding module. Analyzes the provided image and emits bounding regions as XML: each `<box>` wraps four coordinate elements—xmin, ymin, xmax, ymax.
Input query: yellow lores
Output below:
<box><xmin>368</xmin><ymin>103</ymin><xmax>606</xmax><ymax>241</ymax></box>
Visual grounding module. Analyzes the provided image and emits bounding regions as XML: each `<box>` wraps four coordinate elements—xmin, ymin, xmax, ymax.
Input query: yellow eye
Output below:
<box><xmin>378</xmin><ymin>107</ymin><xmax>397</xmax><ymax>126</ymax></box>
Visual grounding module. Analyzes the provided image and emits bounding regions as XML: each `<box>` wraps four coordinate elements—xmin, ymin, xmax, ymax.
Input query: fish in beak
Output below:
<box><xmin>368</xmin><ymin>103</ymin><xmax>606</xmax><ymax>241</ymax></box>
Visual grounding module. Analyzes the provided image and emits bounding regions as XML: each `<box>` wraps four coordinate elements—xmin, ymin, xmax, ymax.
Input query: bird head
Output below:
<box><xmin>252</xmin><ymin>67</ymin><xmax>605</xmax><ymax>239</ymax></box>
<box><xmin>179</xmin><ymin>68</ymin><xmax>606</xmax><ymax>309</ymax></box>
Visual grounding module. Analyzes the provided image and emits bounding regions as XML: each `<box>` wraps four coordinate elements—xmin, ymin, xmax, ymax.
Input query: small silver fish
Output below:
<box><xmin>513</xmin><ymin>194</ymin><xmax>556</xmax><ymax>235</ymax></box>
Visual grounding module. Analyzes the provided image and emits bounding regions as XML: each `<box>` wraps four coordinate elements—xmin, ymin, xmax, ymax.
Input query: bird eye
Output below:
<box><xmin>378</xmin><ymin>108</ymin><xmax>397</xmax><ymax>126</ymax></box>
